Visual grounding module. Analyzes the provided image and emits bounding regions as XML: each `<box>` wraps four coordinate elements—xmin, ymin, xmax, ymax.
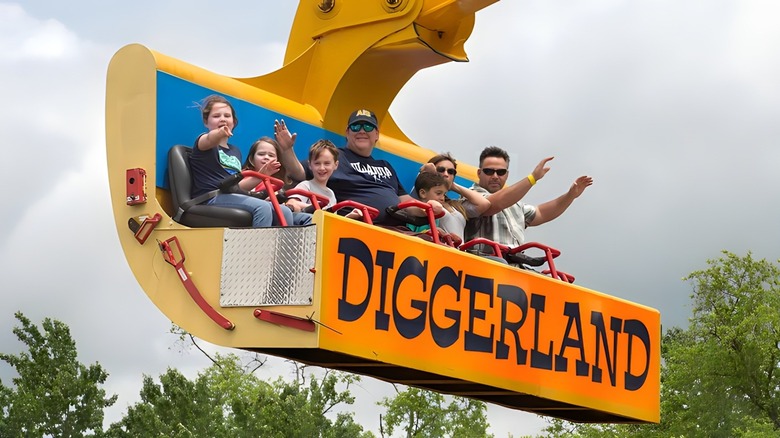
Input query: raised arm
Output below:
<box><xmin>451</xmin><ymin>183</ymin><xmax>491</xmax><ymax>216</ymax></box>
<box><xmin>196</xmin><ymin>125</ymin><xmax>233</xmax><ymax>151</ymax></box>
<box><xmin>482</xmin><ymin>157</ymin><xmax>554</xmax><ymax>216</ymax></box>
<box><xmin>528</xmin><ymin>175</ymin><xmax>593</xmax><ymax>226</ymax></box>
<box><xmin>274</xmin><ymin>119</ymin><xmax>306</xmax><ymax>182</ymax></box>
<box><xmin>417</xmin><ymin>163</ymin><xmax>489</xmax><ymax>215</ymax></box>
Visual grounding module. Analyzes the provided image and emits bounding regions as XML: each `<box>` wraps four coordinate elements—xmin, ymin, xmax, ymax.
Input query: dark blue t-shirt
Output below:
<box><xmin>189</xmin><ymin>138</ymin><xmax>243</xmax><ymax>198</ymax></box>
<box><xmin>305</xmin><ymin>147</ymin><xmax>407</xmax><ymax>224</ymax></box>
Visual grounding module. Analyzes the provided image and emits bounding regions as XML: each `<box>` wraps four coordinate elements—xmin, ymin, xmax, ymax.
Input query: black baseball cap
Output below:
<box><xmin>347</xmin><ymin>109</ymin><xmax>378</xmax><ymax>128</ymax></box>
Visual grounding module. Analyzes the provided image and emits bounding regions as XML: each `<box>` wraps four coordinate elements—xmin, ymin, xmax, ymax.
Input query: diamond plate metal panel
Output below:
<box><xmin>220</xmin><ymin>226</ymin><xmax>316</xmax><ymax>306</ymax></box>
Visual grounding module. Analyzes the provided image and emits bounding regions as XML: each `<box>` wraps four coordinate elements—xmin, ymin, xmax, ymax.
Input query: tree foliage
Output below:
<box><xmin>105</xmin><ymin>353</ymin><xmax>374</xmax><ymax>438</ymax></box>
<box><xmin>540</xmin><ymin>251</ymin><xmax>780</xmax><ymax>437</ymax></box>
<box><xmin>378</xmin><ymin>385</ymin><xmax>492</xmax><ymax>438</ymax></box>
<box><xmin>0</xmin><ymin>311</ymin><xmax>117</xmax><ymax>438</ymax></box>
<box><xmin>662</xmin><ymin>251</ymin><xmax>780</xmax><ymax>435</ymax></box>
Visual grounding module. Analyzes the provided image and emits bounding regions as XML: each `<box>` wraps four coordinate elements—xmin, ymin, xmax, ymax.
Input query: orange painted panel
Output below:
<box><xmin>317</xmin><ymin>214</ymin><xmax>660</xmax><ymax>422</ymax></box>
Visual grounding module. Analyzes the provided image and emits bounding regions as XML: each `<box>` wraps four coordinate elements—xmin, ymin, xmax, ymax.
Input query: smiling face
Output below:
<box><xmin>477</xmin><ymin>156</ymin><xmax>510</xmax><ymax>193</ymax></box>
<box><xmin>345</xmin><ymin>122</ymin><xmax>379</xmax><ymax>157</ymax></box>
<box><xmin>310</xmin><ymin>149</ymin><xmax>338</xmax><ymax>185</ymax></box>
<box><xmin>204</xmin><ymin>102</ymin><xmax>235</xmax><ymax>132</ymax></box>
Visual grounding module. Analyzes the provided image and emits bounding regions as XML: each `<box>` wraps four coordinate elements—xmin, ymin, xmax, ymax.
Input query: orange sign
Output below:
<box><xmin>317</xmin><ymin>214</ymin><xmax>660</xmax><ymax>423</ymax></box>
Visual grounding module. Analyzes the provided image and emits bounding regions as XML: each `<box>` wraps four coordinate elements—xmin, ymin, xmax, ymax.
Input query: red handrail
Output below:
<box><xmin>331</xmin><ymin>200</ymin><xmax>380</xmax><ymax>225</ymax></box>
<box><xmin>507</xmin><ymin>242</ymin><xmax>562</xmax><ymax>281</ymax></box>
<box><xmin>396</xmin><ymin>199</ymin><xmax>445</xmax><ymax>244</ymax></box>
<box><xmin>241</xmin><ymin>170</ymin><xmax>287</xmax><ymax>225</ymax></box>
<box><xmin>285</xmin><ymin>188</ymin><xmax>330</xmax><ymax>210</ymax></box>
<box><xmin>459</xmin><ymin>237</ymin><xmax>510</xmax><ymax>258</ymax></box>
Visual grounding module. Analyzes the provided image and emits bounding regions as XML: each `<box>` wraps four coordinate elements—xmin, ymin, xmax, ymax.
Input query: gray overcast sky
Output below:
<box><xmin>1</xmin><ymin>1</ymin><xmax>779</xmax><ymax>435</ymax></box>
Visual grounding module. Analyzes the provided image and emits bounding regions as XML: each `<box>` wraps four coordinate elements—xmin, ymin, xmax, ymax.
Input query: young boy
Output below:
<box><xmin>407</xmin><ymin>172</ymin><xmax>448</xmax><ymax>233</ymax></box>
<box><xmin>286</xmin><ymin>140</ymin><xmax>362</xmax><ymax>219</ymax></box>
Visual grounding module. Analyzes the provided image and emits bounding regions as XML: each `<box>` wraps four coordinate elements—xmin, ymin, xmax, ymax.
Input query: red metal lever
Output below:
<box><xmin>158</xmin><ymin>236</ymin><xmax>235</xmax><ymax>330</ymax></box>
<box><xmin>135</xmin><ymin>213</ymin><xmax>161</xmax><ymax>244</ymax></box>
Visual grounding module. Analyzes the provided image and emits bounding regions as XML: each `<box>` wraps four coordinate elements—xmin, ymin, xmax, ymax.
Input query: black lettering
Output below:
<box><xmin>392</xmin><ymin>256</ymin><xmax>428</xmax><ymax>339</ymax></box>
<box><xmin>623</xmin><ymin>319</ymin><xmax>651</xmax><ymax>391</ymax></box>
<box><xmin>337</xmin><ymin>238</ymin><xmax>373</xmax><ymax>322</ymax></box>
<box><xmin>374</xmin><ymin>250</ymin><xmax>395</xmax><ymax>330</ymax></box>
<box><xmin>463</xmin><ymin>274</ymin><xmax>494</xmax><ymax>353</ymax></box>
<box><xmin>555</xmin><ymin>302</ymin><xmax>589</xmax><ymax>376</ymax></box>
<box><xmin>530</xmin><ymin>293</ymin><xmax>553</xmax><ymax>370</ymax></box>
<box><xmin>495</xmin><ymin>284</ymin><xmax>528</xmax><ymax>364</ymax></box>
<box><xmin>429</xmin><ymin>267</ymin><xmax>462</xmax><ymax>348</ymax></box>
<box><xmin>590</xmin><ymin>312</ymin><xmax>622</xmax><ymax>386</ymax></box>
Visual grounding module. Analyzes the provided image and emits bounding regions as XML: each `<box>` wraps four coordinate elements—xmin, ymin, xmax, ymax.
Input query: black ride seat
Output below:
<box><xmin>167</xmin><ymin>145</ymin><xmax>252</xmax><ymax>228</ymax></box>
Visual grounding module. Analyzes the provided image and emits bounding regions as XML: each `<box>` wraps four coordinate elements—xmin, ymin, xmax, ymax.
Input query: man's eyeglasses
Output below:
<box><xmin>348</xmin><ymin>122</ymin><xmax>376</xmax><ymax>133</ymax></box>
<box><xmin>436</xmin><ymin>166</ymin><xmax>457</xmax><ymax>176</ymax></box>
<box><xmin>481</xmin><ymin>168</ymin><xmax>508</xmax><ymax>176</ymax></box>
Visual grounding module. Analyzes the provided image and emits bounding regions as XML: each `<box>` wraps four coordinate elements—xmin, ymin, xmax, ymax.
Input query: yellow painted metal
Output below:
<box><xmin>240</xmin><ymin>0</ymin><xmax>492</xmax><ymax>148</ymax></box>
<box><xmin>106</xmin><ymin>46</ymin><xmax>321</xmax><ymax>348</ymax></box>
<box><xmin>105</xmin><ymin>0</ymin><xmax>659</xmax><ymax>423</ymax></box>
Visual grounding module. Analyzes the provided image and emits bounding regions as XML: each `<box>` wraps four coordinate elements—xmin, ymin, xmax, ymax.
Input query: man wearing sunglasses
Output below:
<box><xmin>308</xmin><ymin>109</ymin><xmax>431</xmax><ymax>224</ymax></box>
<box><xmin>464</xmin><ymin>146</ymin><xmax>593</xmax><ymax>249</ymax></box>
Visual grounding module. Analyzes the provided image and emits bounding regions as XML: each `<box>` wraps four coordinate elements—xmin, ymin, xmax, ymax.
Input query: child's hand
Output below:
<box><xmin>218</xmin><ymin>125</ymin><xmax>233</xmax><ymax>138</ymax></box>
<box><xmin>209</xmin><ymin>125</ymin><xmax>232</xmax><ymax>143</ymax></box>
<box><xmin>257</xmin><ymin>159</ymin><xmax>281</xmax><ymax>176</ymax></box>
<box><xmin>427</xmin><ymin>200</ymin><xmax>444</xmax><ymax>216</ymax></box>
<box><xmin>284</xmin><ymin>200</ymin><xmax>302</xmax><ymax>213</ymax></box>
<box><xmin>345</xmin><ymin>208</ymin><xmax>364</xmax><ymax>219</ymax></box>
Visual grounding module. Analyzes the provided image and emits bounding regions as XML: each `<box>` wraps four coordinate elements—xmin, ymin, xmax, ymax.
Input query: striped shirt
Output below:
<box><xmin>463</xmin><ymin>184</ymin><xmax>537</xmax><ymax>248</ymax></box>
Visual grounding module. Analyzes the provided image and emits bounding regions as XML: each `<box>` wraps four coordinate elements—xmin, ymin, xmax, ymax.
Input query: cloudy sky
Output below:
<box><xmin>2</xmin><ymin>0</ymin><xmax>779</xmax><ymax>435</ymax></box>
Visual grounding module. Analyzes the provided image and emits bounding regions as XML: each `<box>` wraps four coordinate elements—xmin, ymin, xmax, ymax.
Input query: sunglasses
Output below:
<box><xmin>348</xmin><ymin>122</ymin><xmax>376</xmax><ymax>133</ymax></box>
<box><xmin>481</xmin><ymin>168</ymin><xmax>508</xmax><ymax>176</ymax></box>
<box><xmin>436</xmin><ymin>166</ymin><xmax>457</xmax><ymax>176</ymax></box>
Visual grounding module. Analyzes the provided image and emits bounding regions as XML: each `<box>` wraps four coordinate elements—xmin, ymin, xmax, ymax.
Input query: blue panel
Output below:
<box><xmin>155</xmin><ymin>72</ymin><xmax>426</xmax><ymax>192</ymax></box>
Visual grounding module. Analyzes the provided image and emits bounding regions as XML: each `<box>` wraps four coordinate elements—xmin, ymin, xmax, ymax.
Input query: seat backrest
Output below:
<box><xmin>168</xmin><ymin>145</ymin><xmax>193</xmax><ymax>211</ymax></box>
<box><xmin>166</xmin><ymin>145</ymin><xmax>253</xmax><ymax>228</ymax></box>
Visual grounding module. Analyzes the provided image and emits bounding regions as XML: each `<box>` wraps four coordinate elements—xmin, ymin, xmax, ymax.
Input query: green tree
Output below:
<box><xmin>0</xmin><ymin>311</ymin><xmax>117</xmax><ymax>438</ymax></box>
<box><xmin>378</xmin><ymin>386</ymin><xmax>492</xmax><ymax>438</ymax></box>
<box><xmin>659</xmin><ymin>251</ymin><xmax>780</xmax><ymax>436</ymax></box>
<box><xmin>540</xmin><ymin>251</ymin><xmax>780</xmax><ymax>437</ymax></box>
<box><xmin>106</xmin><ymin>353</ymin><xmax>373</xmax><ymax>438</ymax></box>
<box><xmin>250</xmin><ymin>363</ymin><xmax>371</xmax><ymax>438</ymax></box>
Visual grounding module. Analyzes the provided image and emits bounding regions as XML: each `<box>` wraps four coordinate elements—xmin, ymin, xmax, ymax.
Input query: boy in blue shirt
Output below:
<box><xmin>407</xmin><ymin>172</ymin><xmax>448</xmax><ymax>233</ymax></box>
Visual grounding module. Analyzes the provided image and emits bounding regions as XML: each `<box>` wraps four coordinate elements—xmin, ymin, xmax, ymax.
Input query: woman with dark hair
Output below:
<box><xmin>420</xmin><ymin>153</ymin><xmax>491</xmax><ymax>240</ymax></box>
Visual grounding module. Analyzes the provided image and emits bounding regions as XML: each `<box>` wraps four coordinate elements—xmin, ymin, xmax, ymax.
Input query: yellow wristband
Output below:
<box><xmin>527</xmin><ymin>174</ymin><xmax>537</xmax><ymax>185</ymax></box>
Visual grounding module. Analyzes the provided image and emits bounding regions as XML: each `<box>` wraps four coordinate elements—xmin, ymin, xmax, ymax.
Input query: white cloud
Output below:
<box><xmin>727</xmin><ymin>1</ymin><xmax>780</xmax><ymax>98</ymax></box>
<box><xmin>0</xmin><ymin>3</ymin><xmax>79</xmax><ymax>61</ymax></box>
<box><xmin>2</xmin><ymin>1</ymin><xmax>780</xmax><ymax>437</ymax></box>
